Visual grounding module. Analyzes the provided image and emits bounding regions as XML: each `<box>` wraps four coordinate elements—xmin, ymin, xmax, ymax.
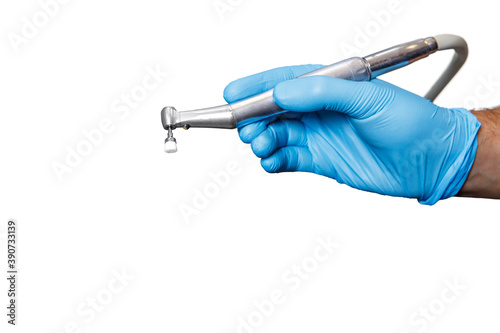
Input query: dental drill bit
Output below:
<box><xmin>164</xmin><ymin>126</ymin><xmax>177</xmax><ymax>153</ymax></box>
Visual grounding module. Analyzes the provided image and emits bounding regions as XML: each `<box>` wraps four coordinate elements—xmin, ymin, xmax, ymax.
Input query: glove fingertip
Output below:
<box><xmin>273</xmin><ymin>80</ymin><xmax>295</xmax><ymax>110</ymax></box>
<box><xmin>261</xmin><ymin>156</ymin><xmax>280</xmax><ymax>173</ymax></box>
<box><xmin>251</xmin><ymin>132</ymin><xmax>274</xmax><ymax>158</ymax></box>
<box><xmin>223</xmin><ymin>81</ymin><xmax>242</xmax><ymax>104</ymax></box>
<box><xmin>238</xmin><ymin>126</ymin><xmax>254</xmax><ymax>143</ymax></box>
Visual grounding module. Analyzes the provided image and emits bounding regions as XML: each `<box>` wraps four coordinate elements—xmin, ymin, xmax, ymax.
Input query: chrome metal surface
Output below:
<box><xmin>365</xmin><ymin>37</ymin><xmax>438</xmax><ymax>77</ymax></box>
<box><xmin>161</xmin><ymin>105</ymin><xmax>236</xmax><ymax>130</ymax></box>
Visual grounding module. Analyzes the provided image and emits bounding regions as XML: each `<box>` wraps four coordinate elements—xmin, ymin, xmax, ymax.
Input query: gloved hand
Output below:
<box><xmin>223</xmin><ymin>65</ymin><xmax>481</xmax><ymax>205</ymax></box>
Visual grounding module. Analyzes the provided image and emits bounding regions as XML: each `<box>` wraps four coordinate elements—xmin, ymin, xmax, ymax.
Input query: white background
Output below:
<box><xmin>1</xmin><ymin>0</ymin><xmax>500</xmax><ymax>332</ymax></box>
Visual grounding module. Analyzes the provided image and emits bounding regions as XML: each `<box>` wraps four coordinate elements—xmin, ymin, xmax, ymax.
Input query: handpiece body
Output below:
<box><xmin>162</xmin><ymin>37</ymin><xmax>438</xmax><ymax>130</ymax></box>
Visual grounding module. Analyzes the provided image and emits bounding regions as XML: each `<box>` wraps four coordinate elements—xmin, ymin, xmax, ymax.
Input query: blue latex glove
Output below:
<box><xmin>223</xmin><ymin>65</ymin><xmax>481</xmax><ymax>205</ymax></box>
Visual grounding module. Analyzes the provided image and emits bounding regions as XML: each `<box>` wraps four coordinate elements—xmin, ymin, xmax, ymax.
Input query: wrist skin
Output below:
<box><xmin>457</xmin><ymin>108</ymin><xmax>500</xmax><ymax>199</ymax></box>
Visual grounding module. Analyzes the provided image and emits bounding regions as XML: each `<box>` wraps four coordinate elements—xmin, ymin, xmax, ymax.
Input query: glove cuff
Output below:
<box><xmin>419</xmin><ymin>107</ymin><xmax>481</xmax><ymax>205</ymax></box>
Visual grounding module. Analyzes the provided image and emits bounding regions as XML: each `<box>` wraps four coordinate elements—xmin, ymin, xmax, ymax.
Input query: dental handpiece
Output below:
<box><xmin>161</xmin><ymin>34</ymin><xmax>468</xmax><ymax>153</ymax></box>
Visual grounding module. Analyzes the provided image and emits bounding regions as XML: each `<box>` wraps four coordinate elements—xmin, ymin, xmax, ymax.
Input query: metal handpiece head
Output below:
<box><xmin>161</xmin><ymin>106</ymin><xmax>180</xmax><ymax>129</ymax></box>
<box><xmin>162</xmin><ymin>106</ymin><xmax>180</xmax><ymax>154</ymax></box>
<box><xmin>161</xmin><ymin>104</ymin><xmax>236</xmax><ymax>153</ymax></box>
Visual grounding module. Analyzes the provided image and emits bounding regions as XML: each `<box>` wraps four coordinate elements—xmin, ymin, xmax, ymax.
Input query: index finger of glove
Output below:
<box><xmin>223</xmin><ymin>64</ymin><xmax>324</xmax><ymax>104</ymax></box>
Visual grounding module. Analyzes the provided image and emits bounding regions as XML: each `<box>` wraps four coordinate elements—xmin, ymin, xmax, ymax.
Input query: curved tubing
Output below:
<box><xmin>424</xmin><ymin>34</ymin><xmax>468</xmax><ymax>101</ymax></box>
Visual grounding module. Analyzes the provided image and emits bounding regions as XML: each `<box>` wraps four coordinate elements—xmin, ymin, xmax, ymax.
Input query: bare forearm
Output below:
<box><xmin>458</xmin><ymin>108</ymin><xmax>500</xmax><ymax>199</ymax></box>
